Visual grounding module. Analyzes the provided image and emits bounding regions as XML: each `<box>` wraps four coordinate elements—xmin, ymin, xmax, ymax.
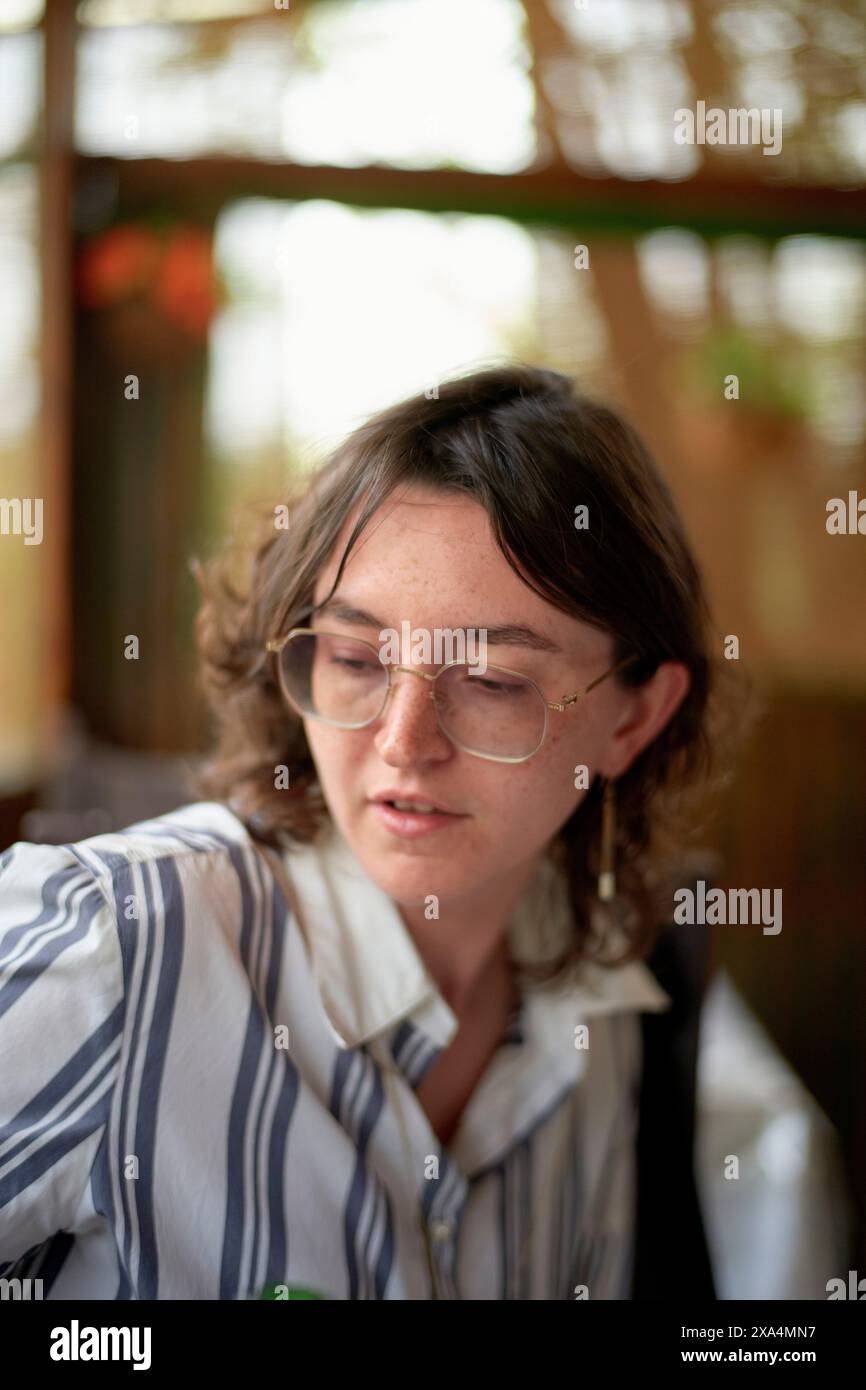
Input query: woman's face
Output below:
<box><xmin>299</xmin><ymin>484</ymin><xmax>685</xmax><ymax>912</ymax></box>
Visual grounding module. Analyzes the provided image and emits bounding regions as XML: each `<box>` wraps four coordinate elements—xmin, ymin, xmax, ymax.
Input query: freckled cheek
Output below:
<box><xmin>539</xmin><ymin>722</ymin><xmax>601</xmax><ymax>806</ymax></box>
<box><xmin>304</xmin><ymin>726</ymin><xmax>365</xmax><ymax>793</ymax></box>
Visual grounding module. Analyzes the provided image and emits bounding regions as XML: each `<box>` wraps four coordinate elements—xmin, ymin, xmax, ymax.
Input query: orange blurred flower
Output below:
<box><xmin>76</xmin><ymin>225</ymin><xmax>162</xmax><ymax>309</ymax></box>
<box><xmin>76</xmin><ymin>221</ymin><xmax>221</xmax><ymax>341</ymax></box>
<box><xmin>153</xmin><ymin>227</ymin><xmax>220</xmax><ymax>340</ymax></box>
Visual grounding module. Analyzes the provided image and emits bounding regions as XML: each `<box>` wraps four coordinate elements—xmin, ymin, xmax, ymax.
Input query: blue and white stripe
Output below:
<box><xmin>0</xmin><ymin>800</ymin><xmax>670</xmax><ymax>1299</ymax></box>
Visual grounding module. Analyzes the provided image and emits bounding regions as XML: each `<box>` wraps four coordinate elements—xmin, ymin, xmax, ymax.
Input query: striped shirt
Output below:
<box><xmin>0</xmin><ymin>800</ymin><xmax>671</xmax><ymax>1300</ymax></box>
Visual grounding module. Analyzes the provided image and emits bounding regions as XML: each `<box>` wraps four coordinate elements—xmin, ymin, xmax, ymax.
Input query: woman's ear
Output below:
<box><xmin>599</xmin><ymin>661</ymin><xmax>691</xmax><ymax>778</ymax></box>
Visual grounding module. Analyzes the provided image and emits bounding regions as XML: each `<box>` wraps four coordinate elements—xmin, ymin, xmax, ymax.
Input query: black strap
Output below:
<box><xmin>631</xmin><ymin>917</ymin><xmax>717</xmax><ymax>1300</ymax></box>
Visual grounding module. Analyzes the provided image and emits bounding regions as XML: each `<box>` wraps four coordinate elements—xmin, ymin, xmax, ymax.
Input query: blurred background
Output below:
<box><xmin>0</xmin><ymin>0</ymin><xmax>864</xmax><ymax>1298</ymax></box>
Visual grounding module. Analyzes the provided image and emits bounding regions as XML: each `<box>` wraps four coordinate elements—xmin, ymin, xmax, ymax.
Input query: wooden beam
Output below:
<box><xmin>40</xmin><ymin>0</ymin><xmax>77</xmax><ymax>755</ymax></box>
<box><xmin>76</xmin><ymin>153</ymin><xmax>866</xmax><ymax>242</ymax></box>
<box><xmin>590</xmin><ymin>241</ymin><xmax>682</xmax><ymax>475</ymax></box>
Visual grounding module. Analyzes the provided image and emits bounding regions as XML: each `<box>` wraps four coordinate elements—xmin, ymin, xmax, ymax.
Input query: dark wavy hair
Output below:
<box><xmin>191</xmin><ymin>362</ymin><xmax>749</xmax><ymax>985</ymax></box>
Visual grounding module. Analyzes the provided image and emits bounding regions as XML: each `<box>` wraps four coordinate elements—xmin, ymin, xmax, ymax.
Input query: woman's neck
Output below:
<box><xmin>396</xmin><ymin>856</ymin><xmax>539</xmax><ymax>1016</ymax></box>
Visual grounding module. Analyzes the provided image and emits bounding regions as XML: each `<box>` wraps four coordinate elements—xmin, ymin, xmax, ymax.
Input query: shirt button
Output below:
<box><xmin>429</xmin><ymin>1221</ymin><xmax>453</xmax><ymax>1242</ymax></box>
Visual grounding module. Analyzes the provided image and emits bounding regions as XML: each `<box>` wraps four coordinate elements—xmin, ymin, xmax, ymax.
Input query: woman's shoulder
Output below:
<box><xmin>0</xmin><ymin>800</ymin><xmax>261</xmax><ymax>918</ymax></box>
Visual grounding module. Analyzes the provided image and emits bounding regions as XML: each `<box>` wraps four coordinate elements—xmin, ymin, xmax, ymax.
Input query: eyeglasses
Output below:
<box><xmin>266</xmin><ymin>627</ymin><xmax>633</xmax><ymax>765</ymax></box>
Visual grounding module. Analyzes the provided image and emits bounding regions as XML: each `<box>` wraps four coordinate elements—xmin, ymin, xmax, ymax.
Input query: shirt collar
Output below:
<box><xmin>279</xmin><ymin>820</ymin><xmax>671</xmax><ymax>1055</ymax></box>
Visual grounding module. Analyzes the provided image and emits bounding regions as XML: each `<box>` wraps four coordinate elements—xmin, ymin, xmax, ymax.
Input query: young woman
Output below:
<box><xmin>0</xmin><ymin>363</ymin><xmax>730</xmax><ymax>1300</ymax></box>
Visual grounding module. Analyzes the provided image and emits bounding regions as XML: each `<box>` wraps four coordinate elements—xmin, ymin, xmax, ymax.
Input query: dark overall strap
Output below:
<box><xmin>631</xmin><ymin>912</ymin><xmax>717</xmax><ymax>1300</ymax></box>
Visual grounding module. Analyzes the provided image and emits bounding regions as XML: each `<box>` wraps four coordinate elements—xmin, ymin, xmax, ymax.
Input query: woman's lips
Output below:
<box><xmin>369</xmin><ymin>801</ymin><xmax>468</xmax><ymax>838</ymax></box>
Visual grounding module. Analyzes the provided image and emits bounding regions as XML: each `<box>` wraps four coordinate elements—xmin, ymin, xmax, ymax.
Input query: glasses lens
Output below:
<box><xmin>280</xmin><ymin>632</ymin><xmax>387</xmax><ymax>727</ymax></box>
<box><xmin>435</xmin><ymin>664</ymin><xmax>546</xmax><ymax>760</ymax></box>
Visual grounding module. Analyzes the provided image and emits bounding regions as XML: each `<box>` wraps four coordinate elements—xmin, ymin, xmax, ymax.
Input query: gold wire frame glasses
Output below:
<box><xmin>265</xmin><ymin>626</ymin><xmax>634</xmax><ymax>765</ymax></box>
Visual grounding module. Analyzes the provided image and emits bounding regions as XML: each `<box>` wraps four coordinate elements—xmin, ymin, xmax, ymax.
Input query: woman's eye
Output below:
<box><xmin>471</xmin><ymin>677</ymin><xmax>522</xmax><ymax>695</ymax></box>
<box><xmin>331</xmin><ymin>656</ymin><xmax>377</xmax><ymax>671</ymax></box>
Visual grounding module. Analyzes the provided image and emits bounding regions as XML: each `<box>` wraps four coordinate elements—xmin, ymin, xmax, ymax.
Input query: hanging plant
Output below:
<box><xmin>683</xmin><ymin>328</ymin><xmax>810</xmax><ymax>426</ymax></box>
<box><xmin>73</xmin><ymin>217</ymin><xmax>221</xmax><ymax>749</ymax></box>
<box><xmin>75</xmin><ymin>218</ymin><xmax>224</xmax><ymax>364</ymax></box>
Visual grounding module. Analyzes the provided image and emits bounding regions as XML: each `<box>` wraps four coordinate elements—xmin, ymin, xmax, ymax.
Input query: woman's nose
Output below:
<box><xmin>372</xmin><ymin>669</ymin><xmax>452</xmax><ymax>764</ymax></box>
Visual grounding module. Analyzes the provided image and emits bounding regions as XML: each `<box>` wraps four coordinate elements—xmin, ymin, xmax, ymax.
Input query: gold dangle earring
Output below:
<box><xmin>597</xmin><ymin>777</ymin><xmax>617</xmax><ymax>902</ymax></box>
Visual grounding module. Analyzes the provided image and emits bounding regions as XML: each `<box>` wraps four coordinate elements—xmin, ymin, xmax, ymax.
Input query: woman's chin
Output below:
<box><xmin>356</xmin><ymin>844</ymin><xmax>478</xmax><ymax>908</ymax></box>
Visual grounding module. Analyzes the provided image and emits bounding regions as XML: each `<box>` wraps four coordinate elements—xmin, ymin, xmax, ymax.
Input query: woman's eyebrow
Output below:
<box><xmin>312</xmin><ymin>597</ymin><xmax>562</xmax><ymax>654</ymax></box>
